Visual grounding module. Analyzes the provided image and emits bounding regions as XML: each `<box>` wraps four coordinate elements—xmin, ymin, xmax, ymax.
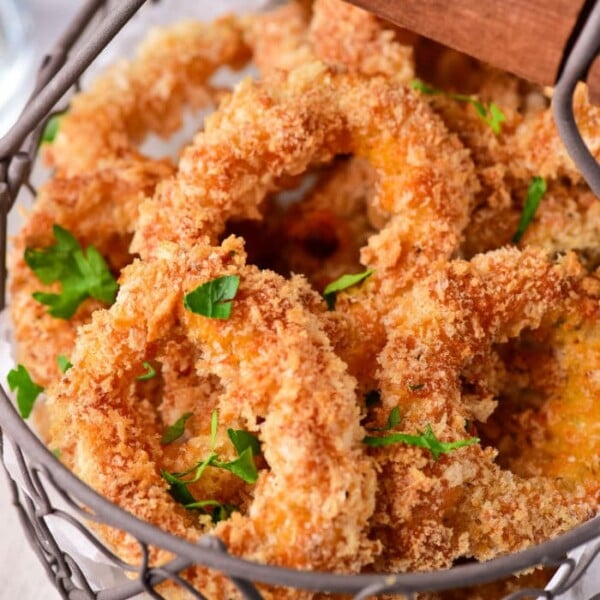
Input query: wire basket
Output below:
<box><xmin>2</xmin><ymin>1</ymin><xmax>600</xmax><ymax>598</ymax></box>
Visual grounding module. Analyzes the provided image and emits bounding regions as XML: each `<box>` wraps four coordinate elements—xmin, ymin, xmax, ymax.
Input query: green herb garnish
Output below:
<box><xmin>162</xmin><ymin>411</ymin><xmax>260</xmax><ymax>514</ymax></box>
<box><xmin>227</xmin><ymin>428</ymin><xmax>261</xmax><ymax>456</ymax></box>
<box><xmin>57</xmin><ymin>354</ymin><xmax>72</xmax><ymax>373</ymax></box>
<box><xmin>7</xmin><ymin>365</ymin><xmax>44</xmax><ymax>419</ymax></box>
<box><xmin>161</xmin><ymin>412</ymin><xmax>193</xmax><ymax>445</ymax></box>
<box><xmin>184</xmin><ymin>499</ymin><xmax>238</xmax><ymax>523</ymax></box>
<box><xmin>41</xmin><ymin>113</ymin><xmax>64</xmax><ymax>144</ymax></box>
<box><xmin>363</xmin><ymin>424</ymin><xmax>479</xmax><ymax>461</ymax></box>
<box><xmin>369</xmin><ymin>406</ymin><xmax>401</xmax><ymax>432</ymax></box>
<box><xmin>512</xmin><ymin>176</ymin><xmax>547</xmax><ymax>243</ymax></box>
<box><xmin>52</xmin><ymin>448</ymin><xmax>62</xmax><ymax>460</ymax></box>
<box><xmin>411</xmin><ymin>79</ymin><xmax>506</xmax><ymax>134</ymax></box>
<box><xmin>211</xmin><ymin>449</ymin><xmax>258</xmax><ymax>484</ymax></box>
<box><xmin>323</xmin><ymin>269</ymin><xmax>374</xmax><ymax>310</ymax></box>
<box><xmin>184</xmin><ymin>275</ymin><xmax>240</xmax><ymax>319</ymax></box>
<box><xmin>136</xmin><ymin>360</ymin><xmax>156</xmax><ymax>381</ymax></box>
<box><xmin>25</xmin><ymin>225</ymin><xmax>118</xmax><ymax>319</ymax></box>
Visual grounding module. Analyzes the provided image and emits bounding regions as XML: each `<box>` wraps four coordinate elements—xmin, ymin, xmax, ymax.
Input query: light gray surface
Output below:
<box><xmin>1</xmin><ymin>3</ymin><xmax>80</xmax><ymax>598</ymax></box>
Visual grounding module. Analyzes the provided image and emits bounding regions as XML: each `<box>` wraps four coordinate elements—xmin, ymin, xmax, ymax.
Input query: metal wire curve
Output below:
<box><xmin>1</xmin><ymin>1</ymin><xmax>600</xmax><ymax>598</ymax></box>
<box><xmin>553</xmin><ymin>0</ymin><xmax>600</xmax><ymax>197</ymax></box>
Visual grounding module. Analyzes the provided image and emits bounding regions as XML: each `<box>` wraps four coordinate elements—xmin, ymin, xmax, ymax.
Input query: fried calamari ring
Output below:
<box><xmin>10</xmin><ymin>14</ymin><xmax>257</xmax><ymax>387</ymax></box>
<box><xmin>47</xmin><ymin>16</ymin><xmax>252</xmax><ymax>175</ymax></box>
<box><xmin>130</xmin><ymin>61</ymin><xmax>478</xmax><ymax>389</ymax></box>
<box><xmin>132</xmin><ymin>62</ymin><xmax>476</xmax><ymax>258</ymax></box>
<box><xmin>370</xmin><ymin>247</ymin><xmax>592</xmax><ymax>572</ymax></box>
<box><xmin>478</xmin><ymin>275</ymin><xmax>600</xmax><ymax>496</ymax></box>
<box><xmin>9</xmin><ymin>159</ymin><xmax>173</xmax><ymax>387</ymax></box>
<box><xmin>47</xmin><ymin>237</ymin><xmax>377</xmax><ymax>598</ymax></box>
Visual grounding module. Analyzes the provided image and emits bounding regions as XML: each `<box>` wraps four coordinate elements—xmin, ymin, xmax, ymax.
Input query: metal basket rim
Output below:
<box><xmin>1</xmin><ymin>0</ymin><xmax>600</xmax><ymax>597</ymax></box>
<box><xmin>2</xmin><ymin>322</ymin><xmax>600</xmax><ymax>595</ymax></box>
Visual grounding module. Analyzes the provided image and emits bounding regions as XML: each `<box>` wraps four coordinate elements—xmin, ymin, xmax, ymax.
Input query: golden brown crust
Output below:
<box><xmin>47</xmin><ymin>238</ymin><xmax>377</xmax><ymax>596</ymax></box>
<box><xmin>8</xmin><ymin>3</ymin><xmax>600</xmax><ymax>596</ymax></box>
<box><xmin>372</xmin><ymin>248</ymin><xmax>592</xmax><ymax>571</ymax></box>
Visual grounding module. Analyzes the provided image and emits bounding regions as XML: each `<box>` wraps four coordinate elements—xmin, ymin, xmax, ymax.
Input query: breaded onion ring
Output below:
<box><xmin>131</xmin><ymin>62</ymin><xmax>478</xmax><ymax>395</ymax></box>
<box><xmin>47</xmin><ymin>16</ymin><xmax>252</xmax><ymax>176</ymax></box>
<box><xmin>370</xmin><ymin>247</ymin><xmax>592</xmax><ymax>572</ymax></box>
<box><xmin>479</xmin><ymin>275</ymin><xmax>600</xmax><ymax>497</ymax></box>
<box><xmin>47</xmin><ymin>237</ymin><xmax>377</xmax><ymax>598</ymax></box>
<box><xmin>11</xmin><ymin>15</ymin><xmax>255</xmax><ymax>387</ymax></box>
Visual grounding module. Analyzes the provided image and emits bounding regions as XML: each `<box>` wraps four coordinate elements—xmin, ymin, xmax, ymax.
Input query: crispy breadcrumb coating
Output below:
<box><xmin>372</xmin><ymin>248</ymin><xmax>592</xmax><ymax>571</ymax></box>
<box><xmin>47</xmin><ymin>238</ymin><xmax>377</xmax><ymax>598</ymax></box>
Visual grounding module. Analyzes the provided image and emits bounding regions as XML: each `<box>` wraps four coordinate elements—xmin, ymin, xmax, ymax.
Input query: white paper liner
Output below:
<box><xmin>4</xmin><ymin>0</ymin><xmax>600</xmax><ymax>597</ymax></box>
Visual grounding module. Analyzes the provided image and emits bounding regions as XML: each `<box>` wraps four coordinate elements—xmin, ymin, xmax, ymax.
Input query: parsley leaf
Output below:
<box><xmin>25</xmin><ymin>225</ymin><xmax>118</xmax><ymax>319</ymax></box>
<box><xmin>512</xmin><ymin>176</ymin><xmax>547</xmax><ymax>243</ymax></box>
<box><xmin>323</xmin><ymin>269</ymin><xmax>374</xmax><ymax>310</ymax></box>
<box><xmin>227</xmin><ymin>429</ymin><xmax>261</xmax><ymax>456</ymax></box>
<box><xmin>184</xmin><ymin>500</ymin><xmax>238</xmax><ymax>523</ymax></box>
<box><xmin>7</xmin><ymin>365</ymin><xmax>44</xmax><ymax>419</ymax></box>
<box><xmin>363</xmin><ymin>424</ymin><xmax>479</xmax><ymax>460</ymax></box>
<box><xmin>137</xmin><ymin>360</ymin><xmax>156</xmax><ymax>381</ymax></box>
<box><xmin>161</xmin><ymin>412</ymin><xmax>193</xmax><ymax>445</ymax></box>
<box><xmin>57</xmin><ymin>355</ymin><xmax>72</xmax><ymax>373</ymax></box>
<box><xmin>368</xmin><ymin>406</ymin><xmax>401</xmax><ymax>432</ymax></box>
<box><xmin>411</xmin><ymin>79</ymin><xmax>506</xmax><ymax>134</ymax></box>
<box><xmin>161</xmin><ymin>410</ymin><xmax>260</xmax><ymax>512</ymax></box>
<box><xmin>410</xmin><ymin>79</ymin><xmax>439</xmax><ymax>95</ymax></box>
<box><xmin>41</xmin><ymin>113</ymin><xmax>64</xmax><ymax>144</ymax></box>
<box><xmin>212</xmin><ymin>447</ymin><xmax>258</xmax><ymax>484</ymax></box>
<box><xmin>184</xmin><ymin>275</ymin><xmax>240</xmax><ymax>319</ymax></box>
<box><xmin>485</xmin><ymin>102</ymin><xmax>506</xmax><ymax>135</ymax></box>
<box><xmin>162</xmin><ymin>470</ymin><xmax>198</xmax><ymax>505</ymax></box>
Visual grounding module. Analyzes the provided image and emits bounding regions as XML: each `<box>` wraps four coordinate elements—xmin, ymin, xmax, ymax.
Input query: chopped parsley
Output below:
<box><xmin>161</xmin><ymin>412</ymin><xmax>193</xmax><ymax>445</ymax></box>
<box><xmin>41</xmin><ymin>112</ymin><xmax>64</xmax><ymax>144</ymax></box>
<box><xmin>512</xmin><ymin>176</ymin><xmax>547</xmax><ymax>243</ymax></box>
<box><xmin>136</xmin><ymin>361</ymin><xmax>156</xmax><ymax>381</ymax></box>
<box><xmin>184</xmin><ymin>275</ymin><xmax>240</xmax><ymax>319</ymax></box>
<box><xmin>363</xmin><ymin>424</ymin><xmax>479</xmax><ymax>461</ymax></box>
<box><xmin>227</xmin><ymin>428</ymin><xmax>261</xmax><ymax>456</ymax></box>
<box><xmin>25</xmin><ymin>225</ymin><xmax>118</xmax><ymax>319</ymax></box>
<box><xmin>368</xmin><ymin>406</ymin><xmax>401</xmax><ymax>432</ymax></box>
<box><xmin>162</xmin><ymin>411</ymin><xmax>260</xmax><ymax>516</ymax></box>
<box><xmin>411</xmin><ymin>79</ymin><xmax>506</xmax><ymax>134</ymax></box>
<box><xmin>56</xmin><ymin>354</ymin><xmax>72</xmax><ymax>373</ymax></box>
<box><xmin>7</xmin><ymin>365</ymin><xmax>44</xmax><ymax>419</ymax></box>
<box><xmin>183</xmin><ymin>499</ymin><xmax>238</xmax><ymax>523</ymax></box>
<box><xmin>323</xmin><ymin>269</ymin><xmax>374</xmax><ymax>310</ymax></box>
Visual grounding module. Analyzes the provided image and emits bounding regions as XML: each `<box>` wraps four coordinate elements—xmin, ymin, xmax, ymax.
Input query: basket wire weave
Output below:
<box><xmin>2</xmin><ymin>1</ymin><xmax>600</xmax><ymax>598</ymax></box>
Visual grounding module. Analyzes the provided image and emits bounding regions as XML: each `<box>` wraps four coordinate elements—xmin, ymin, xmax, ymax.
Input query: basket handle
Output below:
<box><xmin>553</xmin><ymin>0</ymin><xmax>600</xmax><ymax>197</ymax></box>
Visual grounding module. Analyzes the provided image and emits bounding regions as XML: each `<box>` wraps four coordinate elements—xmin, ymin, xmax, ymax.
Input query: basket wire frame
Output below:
<box><xmin>1</xmin><ymin>1</ymin><xmax>600</xmax><ymax>598</ymax></box>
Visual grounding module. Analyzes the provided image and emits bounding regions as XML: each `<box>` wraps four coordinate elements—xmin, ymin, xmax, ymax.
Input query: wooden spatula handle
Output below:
<box><xmin>347</xmin><ymin>0</ymin><xmax>597</xmax><ymax>97</ymax></box>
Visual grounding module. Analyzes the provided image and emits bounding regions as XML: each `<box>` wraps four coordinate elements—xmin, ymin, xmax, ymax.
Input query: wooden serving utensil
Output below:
<box><xmin>346</xmin><ymin>0</ymin><xmax>600</xmax><ymax>103</ymax></box>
